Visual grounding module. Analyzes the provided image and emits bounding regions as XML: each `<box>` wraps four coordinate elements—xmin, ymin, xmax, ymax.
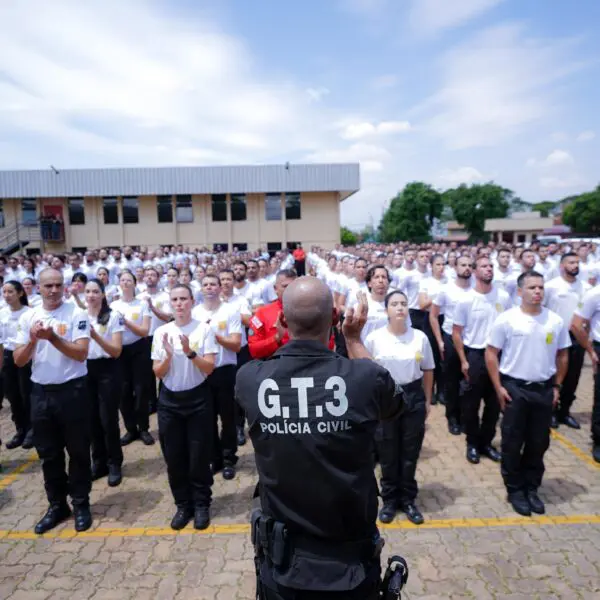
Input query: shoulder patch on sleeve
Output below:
<box><xmin>77</xmin><ymin>320</ymin><xmax>88</xmax><ymax>330</ymax></box>
<box><xmin>249</xmin><ymin>315</ymin><xmax>263</xmax><ymax>330</ymax></box>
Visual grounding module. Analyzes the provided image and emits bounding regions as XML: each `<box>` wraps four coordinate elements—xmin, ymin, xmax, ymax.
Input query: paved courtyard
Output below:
<box><xmin>0</xmin><ymin>365</ymin><xmax>598</xmax><ymax>600</ymax></box>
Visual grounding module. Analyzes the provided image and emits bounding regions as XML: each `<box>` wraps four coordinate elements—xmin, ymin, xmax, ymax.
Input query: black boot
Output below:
<box><xmin>378</xmin><ymin>503</ymin><xmax>396</xmax><ymax>524</ymax></box>
<box><xmin>107</xmin><ymin>465</ymin><xmax>122</xmax><ymax>487</ymax></box>
<box><xmin>74</xmin><ymin>506</ymin><xmax>93</xmax><ymax>532</ymax></box>
<box><xmin>5</xmin><ymin>430</ymin><xmax>25</xmax><ymax>450</ymax></box>
<box><xmin>34</xmin><ymin>503</ymin><xmax>72</xmax><ymax>534</ymax></box>
<box><xmin>507</xmin><ymin>491</ymin><xmax>531</xmax><ymax>516</ymax></box>
<box><xmin>170</xmin><ymin>507</ymin><xmax>193</xmax><ymax>531</ymax></box>
<box><xmin>194</xmin><ymin>506</ymin><xmax>210</xmax><ymax>530</ymax></box>
<box><xmin>21</xmin><ymin>430</ymin><xmax>34</xmax><ymax>450</ymax></box>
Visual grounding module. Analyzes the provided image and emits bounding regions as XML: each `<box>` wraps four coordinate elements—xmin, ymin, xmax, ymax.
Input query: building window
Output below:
<box><xmin>122</xmin><ymin>197</ymin><xmax>139</xmax><ymax>224</ymax></box>
<box><xmin>157</xmin><ymin>195</ymin><xmax>173</xmax><ymax>223</ymax></box>
<box><xmin>233</xmin><ymin>243</ymin><xmax>248</xmax><ymax>252</ymax></box>
<box><xmin>68</xmin><ymin>198</ymin><xmax>85</xmax><ymax>225</ymax></box>
<box><xmin>265</xmin><ymin>193</ymin><xmax>281</xmax><ymax>221</ymax></box>
<box><xmin>231</xmin><ymin>194</ymin><xmax>247</xmax><ymax>221</ymax></box>
<box><xmin>103</xmin><ymin>197</ymin><xmax>119</xmax><ymax>224</ymax></box>
<box><xmin>287</xmin><ymin>242</ymin><xmax>301</xmax><ymax>251</ymax></box>
<box><xmin>21</xmin><ymin>198</ymin><xmax>37</xmax><ymax>225</ymax></box>
<box><xmin>176</xmin><ymin>194</ymin><xmax>193</xmax><ymax>223</ymax></box>
<box><xmin>285</xmin><ymin>192</ymin><xmax>301</xmax><ymax>220</ymax></box>
<box><xmin>213</xmin><ymin>243</ymin><xmax>228</xmax><ymax>252</ymax></box>
<box><xmin>72</xmin><ymin>246</ymin><xmax>88</xmax><ymax>254</ymax></box>
<box><xmin>211</xmin><ymin>194</ymin><xmax>227</xmax><ymax>221</ymax></box>
<box><xmin>0</xmin><ymin>199</ymin><xmax>4</xmax><ymax>228</ymax></box>
<box><xmin>267</xmin><ymin>242</ymin><xmax>282</xmax><ymax>255</ymax></box>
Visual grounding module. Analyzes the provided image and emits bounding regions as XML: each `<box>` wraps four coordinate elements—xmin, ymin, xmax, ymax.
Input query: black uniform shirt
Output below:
<box><xmin>236</xmin><ymin>339</ymin><xmax>399</xmax><ymax>542</ymax></box>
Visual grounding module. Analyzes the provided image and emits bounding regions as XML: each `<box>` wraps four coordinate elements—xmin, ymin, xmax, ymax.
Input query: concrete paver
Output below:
<box><xmin>0</xmin><ymin>363</ymin><xmax>598</xmax><ymax>598</ymax></box>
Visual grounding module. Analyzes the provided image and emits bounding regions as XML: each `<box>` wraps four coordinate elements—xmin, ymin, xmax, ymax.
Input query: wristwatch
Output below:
<box><xmin>186</xmin><ymin>351</ymin><xmax>197</xmax><ymax>360</ymax></box>
<box><xmin>552</xmin><ymin>383</ymin><xmax>562</xmax><ymax>390</ymax></box>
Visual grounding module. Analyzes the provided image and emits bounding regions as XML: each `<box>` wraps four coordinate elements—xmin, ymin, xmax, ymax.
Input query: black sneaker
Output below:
<box><xmin>107</xmin><ymin>465</ymin><xmax>122</xmax><ymax>487</ymax></box>
<box><xmin>139</xmin><ymin>431</ymin><xmax>155</xmax><ymax>446</ymax></box>
<box><xmin>378</xmin><ymin>504</ymin><xmax>396</xmax><ymax>524</ymax></box>
<box><xmin>222</xmin><ymin>465</ymin><xmax>236</xmax><ymax>480</ymax></box>
<box><xmin>194</xmin><ymin>506</ymin><xmax>210</xmax><ymax>530</ymax></box>
<box><xmin>466</xmin><ymin>446</ymin><xmax>480</xmax><ymax>464</ymax></box>
<box><xmin>402</xmin><ymin>503</ymin><xmax>424</xmax><ymax>525</ymax></box>
<box><xmin>559</xmin><ymin>415</ymin><xmax>580</xmax><ymax>430</ymax></box>
<box><xmin>526</xmin><ymin>490</ymin><xmax>545</xmax><ymax>515</ymax></box>
<box><xmin>448</xmin><ymin>419</ymin><xmax>461</xmax><ymax>436</ymax></box>
<box><xmin>593</xmin><ymin>445</ymin><xmax>600</xmax><ymax>463</ymax></box>
<box><xmin>74</xmin><ymin>506</ymin><xmax>93</xmax><ymax>532</ymax></box>
<box><xmin>480</xmin><ymin>445</ymin><xmax>501</xmax><ymax>462</ymax></box>
<box><xmin>21</xmin><ymin>430</ymin><xmax>34</xmax><ymax>450</ymax></box>
<box><xmin>5</xmin><ymin>431</ymin><xmax>25</xmax><ymax>450</ymax></box>
<box><xmin>120</xmin><ymin>431</ymin><xmax>139</xmax><ymax>446</ymax></box>
<box><xmin>34</xmin><ymin>503</ymin><xmax>72</xmax><ymax>534</ymax></box>
<box><xmin>507</xmin><ymin>491</ymin><xmax>531</xmax><ymax>516</ymax></box>
<box><xmin>170</xmin><ymin>507</ymin><xmax>193</xmax><ymax>531</ymax></box>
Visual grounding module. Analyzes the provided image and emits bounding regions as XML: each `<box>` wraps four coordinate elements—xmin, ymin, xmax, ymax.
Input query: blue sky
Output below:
<box><xmin>0</xmin><ymin>0</ymin><xmax>598</xmax><ymax>229</ymax></box>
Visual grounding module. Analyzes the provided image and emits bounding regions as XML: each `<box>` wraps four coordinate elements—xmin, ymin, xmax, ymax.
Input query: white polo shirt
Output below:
<box><xmin>192</xmin><ymin>303</ymin><xmax>242</xmax><ymax>368</ymax></box>
<box><xmin>151</xmin><ymin>319</ymin><xmax>218</xmax><ymax>391</ymax></box>
<box><xmin>137</xmin><ymin>290</ymin><xmax>172</xmax><ymax>335</ymax></box>
<box><xmin>574</xmin><ymin>286</ymin><xmax>600</xmax><ymax>343</ymax></box>
<box><xmin>543</xmin><ymin>276</ymin><xmax>590</xmax><ymax>327</ymax></box>
<box><xmin>88</xmin><ymin>310</ymin><xmax>126</xmax><ymax>360</ymax></box>
<box><xmin>0</xmin><ymin>306</ymin><xmax>31</xmax><ymax>351</ymax></box>
<box><xmin>488</xmin><ymin>307</ymin><xmax>570</xmax><ymax>381</ymax></box>
<box><xmin>365</xmin><ymin>326</ymin><xmax>435</xmax><ymax>386</ymax></box>
<box><xmin>454</xmin><ymin>287</ymin><xmax>512</xmax><ymax>349</ymax></box>
<box><xmin>433</xmin><ymin>281</ymin><xmax>472</xmax><ymax>336</ymax></box>
<box><xmin>16</xmin><ymin>302</ymin><xmax>89</xmax><ymax>384</ymax></box>
<box><xmin>110</xmin><ymin>298</ymin><xmax>151</xmax><ymax>346</ymax></box>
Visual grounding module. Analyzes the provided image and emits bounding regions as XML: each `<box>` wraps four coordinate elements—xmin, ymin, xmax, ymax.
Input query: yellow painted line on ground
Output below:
<box><xmin>551</xmin><ymin>429</ymin><xmax>600</xmax><ymax>469</ymax></box>
<box><xmin>0</xmin><ymin>515</ymin><xmax>598</xmax><ymax>540</ymax></box>
<box><xmin>0</xmin><ymin>453</ymin><xmax>38</xmax><ymax>492</ymax></box>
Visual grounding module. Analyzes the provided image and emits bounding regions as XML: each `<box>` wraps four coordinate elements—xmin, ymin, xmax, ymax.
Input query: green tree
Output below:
<box><xmin>444</xmin><ymin>182</ymin><xmax>515</xmax><ymax>241</ymax></box>
<box><xmin>562</xmin><ymin>186</ymin><xmax>600</xmax><ymax>233</ymax></box>
<box><xmin>532</xmin><ymin>201</ymin><xmax>557</xmax><ymax>217</ymax></box>
<box><xmin>340</xmin><ymin>226</ymin><xmax>358</xmax><ymax>245</ymax></box>
<box><xmin>379</xmin><ymin>182</ymin><xmax>443</xmax><ymax>243</ymax></box>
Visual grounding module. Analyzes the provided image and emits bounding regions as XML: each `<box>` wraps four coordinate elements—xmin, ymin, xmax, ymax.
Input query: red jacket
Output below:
<box><xmin>248</xmin><ymin>299</ymin><xmax>335</xmax><ymax>359</ymax></box>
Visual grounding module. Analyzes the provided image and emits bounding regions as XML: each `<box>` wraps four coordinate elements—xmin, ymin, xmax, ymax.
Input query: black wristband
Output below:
<box><xmin>186</xmin><ymin>351</ymin><xmax>197</xmax><ymax>360</ymax></box>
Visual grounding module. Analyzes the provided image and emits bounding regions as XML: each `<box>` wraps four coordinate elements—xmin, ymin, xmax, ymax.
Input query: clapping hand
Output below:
<box><xmin>163</xmin><ymin>333</ymin><xmax>174</xmax><ymax>357</ymax></box>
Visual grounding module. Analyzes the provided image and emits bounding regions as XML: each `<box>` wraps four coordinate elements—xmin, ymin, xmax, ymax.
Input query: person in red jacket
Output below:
<box><xmin>248</xmin><ymin>269</ymin><xmax>335</xmax><ymax>358</ymax></box>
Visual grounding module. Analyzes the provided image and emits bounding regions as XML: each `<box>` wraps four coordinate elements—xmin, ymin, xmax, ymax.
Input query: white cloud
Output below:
<box><xmin>340</xmin><ymin>120</ymin><xmax>411</xmax><ymax>140</ymax></box>
<box><xmin>543</xmin><ymin>149</ymin><xmax>574</xmax><ymax>166</ymax></box>
<box><xmin>0</xmin><ymin>0</ymin><xmax>335</xmax><ymax>170</ymax></box>
<box><xmin>420</xmin><ymin>24</ymin><xmax>584</xmax><ymax>150</ymax></box>
<box><xmin>306</xmin><ymin>87</ymin><xmax>330</xmax><ymax>102</ymax></box>
<box><xmin>540</xmin><ymin>175</ymin><xmax>586</xmax><ymax>189</ymax></box>
<box><xmin>577</xmin><ymin>130</ymin><xmax>596</xmax><ymax>142</ymax></box>
<box><xmin>437</xmin><ymin>166</ymin><xmax>486</xmax><ymax>186</ymax></box>
<box><xmin>307</xmin><ymin>143</ymin><xmax>391</xmax><ymax>172</ymax></box>
<box><xmin>409</xmin><ymin>0</ymin><xmax>506</xmax><ymax>35</ymax></box>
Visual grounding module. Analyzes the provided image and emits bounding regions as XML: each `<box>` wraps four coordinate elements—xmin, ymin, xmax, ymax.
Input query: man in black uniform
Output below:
<box><xmin>236</xmin><ymin>277</ymin><xmax>404</xmax><ymax>599</ymax></box>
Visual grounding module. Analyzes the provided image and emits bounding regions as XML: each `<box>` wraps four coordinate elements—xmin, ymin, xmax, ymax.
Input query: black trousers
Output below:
<box><xmin>31</xmin><ymin>376</ymin><xmax>92</xmax><ymax>507</ymax></box>
<box><xmin>500</xmin><ymin>377</ymin><xmax>553</xmax><ymax>493</ymax></box>
<box><xmin>409</xmin><ymin>308</ymin><xmax>426</xmax><ymax>332</ymax></box>
<box><xmin>593</xmin><ymin>342</ymin><xmax>600</xmax><ymax>446</ymax></box>
<box><xmin>259</xmin><ymin>555</ymin><xmax>381</xmax><ymax>599</ymax></box>
<box><xmin>460</xmin><ymin>347</ymin><xmax>500</xmax><ymax>449</ymax></box>
<box><xmin>236</xmin><ymin>344</ymin><xmax>252</xmax><ymax>428</ymax></box>
<box><xmin>145</xmin><ymin>336</ymin><xmax>158</xmax><ymax>410</ymax></box>
<box><xmin>557</xmin><ymin>333</ymin><xmax>585</xmax><ymax>419</ymax></box>
<box><xmin>3</xmin><ymin>349</ymin><xmax>32</xmax><ymax>433</ymax></box>
<box><xmin>294</xmin><ymin>260</ymin><xmax>306</xmax><ymax>277</ymax></box>
<box><xmin>208</xmin><ymin>364</ymin><xmax>238</xmax><ymax>467</ymax></box>
<box><xmin>442</xmin><ymin>332</ymin><xmax>462</xmax><ymax>424</ymax></box>
<box><xmin>158</xmin><ymin>382</ymin><xmax>214</xmax><ymax>508</ymax></box>
<box><xmin>88</xmin><ymin>358</ymin><xmax>124</xmax><ymax>469</ymax></box>
<box><xmin>376</xmin><ymin>382</ymin><xmax>426</xmax><ymax>506</ymax></box>
<box><xmin>423</xmin><ymin>314</ymin><xmax>444</xmax><ymax>395</ymax></box>
<box><xmin>120</xmin><ymin>338</ymin><xmax>151</xmax><ymax>434</ymax></box>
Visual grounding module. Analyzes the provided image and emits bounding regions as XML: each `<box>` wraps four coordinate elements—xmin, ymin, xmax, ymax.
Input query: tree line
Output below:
<box><xmin>341</xmin><ymin>182</ymin><xmax>600</xmax><ymax>244</ymax></box>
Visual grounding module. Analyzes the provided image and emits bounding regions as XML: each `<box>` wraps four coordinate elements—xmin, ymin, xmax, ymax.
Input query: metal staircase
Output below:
<box><xmin>0</xmin><ymin>219</ymin><xmax>43</xmax><ymax>254</ymax></box>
